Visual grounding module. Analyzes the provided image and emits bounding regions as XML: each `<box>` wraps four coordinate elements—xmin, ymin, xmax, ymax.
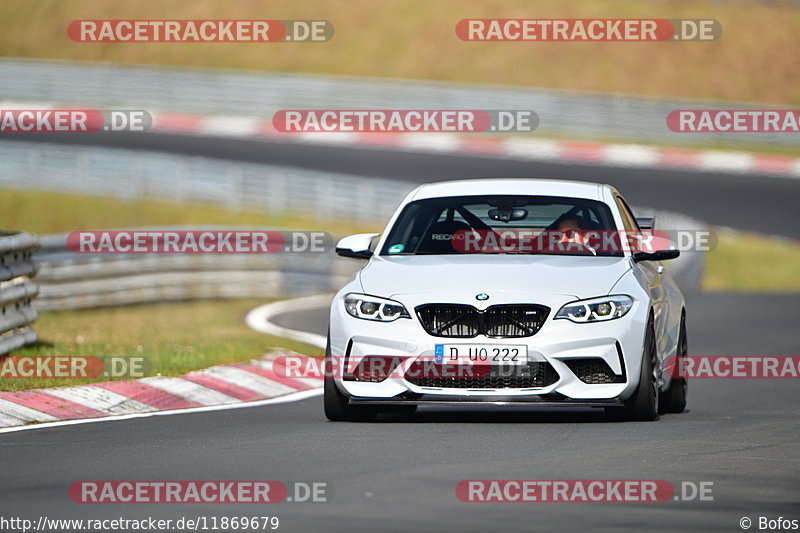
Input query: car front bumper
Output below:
<box><xmin>328</xmin><ymin>291</ymin><xmax>649</xmax><ymax>405</ymax></box>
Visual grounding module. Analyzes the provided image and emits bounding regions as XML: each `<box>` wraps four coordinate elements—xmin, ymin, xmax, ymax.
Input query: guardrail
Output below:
<box><xmin>0</xmin><ymin>231</ymin><xmax>39</xmax><ymax>355</ymax></box>
<box><xmin>33</xmin><ymin>229</ymin><xmax>359</xmax><ymax>311</ymax></box>
<box><xmin>0</xmin><ymin>140</ymin><xmax>415</xmax><ymax>224</ymax></box>
<box><xmin>1</xmin><ymin>58</ymin><xmax>796</xmax><ymax>149</ymax></box>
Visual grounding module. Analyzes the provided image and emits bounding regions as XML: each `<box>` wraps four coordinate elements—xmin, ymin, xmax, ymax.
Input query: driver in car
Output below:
<box><xmin>554</xmin><ymin>215</ymin><xmax>597</xmax><ymax>255</ymax></box>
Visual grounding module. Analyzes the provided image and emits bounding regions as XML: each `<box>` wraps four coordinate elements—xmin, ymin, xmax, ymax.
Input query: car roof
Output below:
<box><xmin>408</xmin><ymin>178</ymin><xmax>613</xmax><ymax>202</ymax></box>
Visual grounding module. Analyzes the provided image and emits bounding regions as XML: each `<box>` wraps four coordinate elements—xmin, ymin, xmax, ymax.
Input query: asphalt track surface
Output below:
<box><xmin>2</xmin><ymin>130</ymin><xmax>800</xmax><ymax>240</ymax></box>
<box><xmin>1</xmin><ymin>133</ymin><xmax>799</xmax><ymax>532</ymax></box>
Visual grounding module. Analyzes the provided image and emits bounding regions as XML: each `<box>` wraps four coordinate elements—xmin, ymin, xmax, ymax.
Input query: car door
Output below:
<box><xmin>614</xmin><ymin>196</ymin><xmax>670</xmax><ymax>360</ymax></box>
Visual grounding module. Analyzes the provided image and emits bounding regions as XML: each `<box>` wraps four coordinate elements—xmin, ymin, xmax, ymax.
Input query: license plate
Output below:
<box><xmin>434</xmin><ymin>344</ymin><xmax>527</xmax><ymax>366</ymax></box>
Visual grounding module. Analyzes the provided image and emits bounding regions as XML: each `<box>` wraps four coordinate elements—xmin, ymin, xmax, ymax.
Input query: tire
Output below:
<box><xmin>660</xmin><ymin>313</ymin><xmax>688</xmax><ymax>414</ymax></box>
<box><xmin>324</xmin><ymin>374</ymin><xmax>377</xmax><ymax>421</ymax></box>
<box><xmin>323</xmin><ymin>334</ymin><xmax>377</xmax><ymax>422</ymax></box>
<box><xmin>608</xmin><ymin>317</ymin><xmax>659</xmax><ymax>421</ymax></box>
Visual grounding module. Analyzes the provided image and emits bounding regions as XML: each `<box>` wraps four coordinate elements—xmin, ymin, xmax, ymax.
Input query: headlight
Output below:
<box><xmin>344</xmin><ymin>293</ymin><xmax>410</xmax><ymax>322</ymax></box>
<box><xmin>555</xmin><ymin>295</ymin><xmax>634</xmax><ymax>323</ymax></box>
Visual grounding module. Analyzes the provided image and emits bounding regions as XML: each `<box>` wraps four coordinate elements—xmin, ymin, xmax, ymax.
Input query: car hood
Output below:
<box><xmin>358</xmin><ymin>254</ymin><xmax>631</xmax><ymax>301</ymax></box>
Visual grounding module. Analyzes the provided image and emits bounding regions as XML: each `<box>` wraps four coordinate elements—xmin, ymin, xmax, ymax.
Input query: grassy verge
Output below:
<box><xmin>702</xmin><ymin>231</ymin><xmax>800</xmax><ymax>293</ymax></box>
<box><xmin>1</xmin><ymin>299</ymin><xmax>323</xmax><ymax>392</ymax></box>
<box><xmin>0</xmin><ymin>189</ymin><xmax>380</xmax><ymax>235</ymax></box>
<box><xmin>0</xmin><ymin>0</ymin><xmax>798</xmax><ymax>104</ymax></box>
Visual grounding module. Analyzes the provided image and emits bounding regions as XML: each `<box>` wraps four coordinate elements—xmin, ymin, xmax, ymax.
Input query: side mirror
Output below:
<box><xmin>633</xmin><ymin>249</ymin><xmax>680</xmax><ymax>263</ymax></box>
<box><xmin>335</xmin><ymin>233</ymin><xmax>379</xmax><ymax>259</ymax></box>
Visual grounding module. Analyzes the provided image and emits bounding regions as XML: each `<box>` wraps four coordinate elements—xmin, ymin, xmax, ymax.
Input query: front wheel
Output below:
<box><xmin>323</xmin><ymin>335</ymin><xmax>376</xmax><ymax>421</ymax></box>
<box><xmin>660</xmin><ymin>313</ymin><xmax>688</xmax><ymax>414</ymax></box>
<box><xmin>324</xmin><ymin>373</ymin><xmax>377</xmax><ymax>421</ymax></box>
<box><xmin>607</xmin><ymin>318</ymin><xmax>659</xmax><ymax>421</ymax></box>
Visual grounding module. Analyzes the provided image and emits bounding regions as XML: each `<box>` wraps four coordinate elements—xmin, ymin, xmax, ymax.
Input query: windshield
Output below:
<box><xmin>380</xmin><ymin>194</ymin><xmax>622</xmax><ymax>256</ymax></box>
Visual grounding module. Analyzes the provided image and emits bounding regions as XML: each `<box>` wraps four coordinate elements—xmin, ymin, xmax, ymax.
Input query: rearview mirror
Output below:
<box><xmin>335</xmin><ymin>233</ymin><xmax>379</xmax><ymax>259</ymax></box>
<box><xmin>488</xmin><ymin>208</ymin><xmax>528</xmax><ymax>222</ymax></box>
<box><xmin>633</xmin><ymin>249</ymin><xmax>680</xmax><ymax>262</ymax></box>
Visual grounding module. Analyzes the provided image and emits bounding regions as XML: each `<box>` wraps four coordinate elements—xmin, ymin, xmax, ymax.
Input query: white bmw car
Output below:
<box><xmin>325</xmin><ymin>179</ymin><xmax>687</xmax><ymax>421</ymax></box>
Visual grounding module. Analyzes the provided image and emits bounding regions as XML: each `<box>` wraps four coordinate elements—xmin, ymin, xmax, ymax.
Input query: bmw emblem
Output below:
<box><xmin>476</xmin><ymin>293</ymin><xmax>489</xmax><ymax>301</ymax></box>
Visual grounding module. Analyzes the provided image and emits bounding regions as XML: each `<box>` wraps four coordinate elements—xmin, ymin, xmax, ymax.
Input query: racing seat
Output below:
<box><xmin>416</xmin><ymin>220</ymin><xmax>472</xmax><ymax>253</ymax></box>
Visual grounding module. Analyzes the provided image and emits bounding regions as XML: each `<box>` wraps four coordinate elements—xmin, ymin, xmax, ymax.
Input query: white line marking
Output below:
<box><xmin>0</xmin><ymin>388</ymin><xmax>322</xmax><ymax>435</ymax></box>
<box><xmin>245</xmin><ymin>295</ymin><xmax>330</xmax><ymax>349</ymax></box>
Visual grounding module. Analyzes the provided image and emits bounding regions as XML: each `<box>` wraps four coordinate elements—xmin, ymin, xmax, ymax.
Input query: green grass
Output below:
<box><xmin>0</xmin><ymin>0</ymin><xmax>799</xmax><ymax>105</ymax></box>
<box><xmin>0</xmin><ymin>189</ymin><xmax>379</xmax><ymax>235</ymax></box>
<box><xmin>702</xmin><ymin>232</ymin><xmax>800</xmax><ymax>292</ymax></box>
<box><xmin>1</xmin><ymin>299</ymin><xmax>323</xmax><ymax>391</ymax></box>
